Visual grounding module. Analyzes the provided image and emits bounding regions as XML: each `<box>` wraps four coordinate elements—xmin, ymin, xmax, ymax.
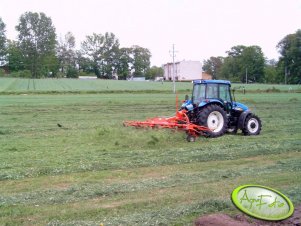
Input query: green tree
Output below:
<box><xmin>116</xmin><ymin>47</ymin><xmax>132</xmax><ymax>80</ymax></box>
<box><xmin>57</xmin><ymin>32</ymin><xmax>76</xmax><ymax>75</ymax></box>
<box><xmin>131</xmin><ymin>45</ymin><xmax>151</xmax><ymax>77</ymax></box>
<box><xmin>241</xmin><ymin>46</ymin><xmax>265</xmax><ymax>83</ymax></box>
<box><xmin>81</xmin><ymin>33</ymin><xmax>104</xmax><ymax>77</ymax></box>
<box><xmin>202</xmin><ymin>56</ymin><xmax>223</xmax><ymax>79</ymax></box>
<box><xmin>42</xmin><ymin>54</ymin><xmax>59</xmax><ymax>77</ymax></box>
<box><xmin>217</xmin><ymin>45</ymin><xmax>247</xmax><ymax>81</ymax></box>
<box><xmin>145</xmin><ymin>66</ymin><xmax>164</xmax><ymax>80</ymax></box>
<box><xmin>81</xmin><ymin>32</ymin><xmax>120</xmax><ymax>78</ymax></box>
<box><xmin>16</xmin><ymin>12</ymin><xmax>57</xmax><ymax>78</ymax></box>
<box><xmin>220</xmin><ymin>45</ymin><xmax>265</xmax><ymax>82</ymax></box>
<box><xmin>226</xmin><ymin>45</ymin><xmax>246</xmax><ymax>57</ymax></box>
<box><xmin>7</xmin><ymin>40</ymin><xmax>24</xmax><ymax>72</ymax></box>
<box><xmin>264</xmin><ymin>59</ymin><xmax>278</xmax><ymax>83</ymax></box>
<box><xmin>102</xmin><ymin>32</ymin><xmax>120</xmax><ymax>78</ymax></box>
<box><xmin>66</xmin><ymin>66</ymin><xmax>78</xmax><ymax>78</ymax></box>
<box><xmin>0</xmin><ymin>17</ymin><xmax>7</xmax><ymax>64</ymax></box>
<box><xmin>276</xmin><ymin>29</ymin><xmax>301</xmax><ymax>84</ymax></box>
<box><xmin>75</xmin><ymin>50</ymin><xmax>93</xmax><ymax>74</ymax></box>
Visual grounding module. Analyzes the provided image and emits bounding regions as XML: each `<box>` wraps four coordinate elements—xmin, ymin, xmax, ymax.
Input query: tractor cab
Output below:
<box><xmin>191</xmin><ymin>80</ymin><xmax>249</xmax><ymax>113</ymax></box>
<box><xmin>191</xmin><ymin>80</ymin><xmax>233</xmax><ymax>110</ymax></box>
<box><xmin>183</xmin><ymin>80</ymin><xmax>235</xmax><ymax>113</ymax></box>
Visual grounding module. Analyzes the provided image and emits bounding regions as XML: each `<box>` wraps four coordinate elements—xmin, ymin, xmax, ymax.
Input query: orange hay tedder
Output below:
<box><xmin>123</xmin><ymin>108</ymin><xmax>211</xmax><ymax>142</ymax></box>
<box><xmin>123</xmin><ymin>87</ymin><xmax>212</xmax><ymax>142</ymax></box>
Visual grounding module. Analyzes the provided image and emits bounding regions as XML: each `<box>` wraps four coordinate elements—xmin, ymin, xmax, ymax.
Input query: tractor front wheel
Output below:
<box><xmin>197</xmin><ymin>104</ymin><xmax>228</xmax><ymax>138</ymax></box>
<box><xmin>242</xmin><ymin>114</ymin><xmax>262</xmax><ymax>135</ymax></box>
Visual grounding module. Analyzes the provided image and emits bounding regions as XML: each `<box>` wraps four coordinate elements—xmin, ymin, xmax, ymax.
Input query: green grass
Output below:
<box><xmin>0</xmin><ymin>88</ymin><xmax>300</xmax><ymax>225</ymax></box>
<box><xmin>0</xmin><ymin>78</ymin><xmax>192</xmax><ymax>93</ymax></box>
<box><xmin>0</xmin><ymin>78</ymin><xmax>300</xmax><ymax>94</ymax></box>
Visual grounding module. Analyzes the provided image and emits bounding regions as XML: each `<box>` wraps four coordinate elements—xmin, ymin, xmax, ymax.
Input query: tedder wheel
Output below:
<box><xmin>197</xmin><ymin>104</ymin><xmax>228</xmax><ymax>138</ymax></box>
<box><xmin>242</xmin><ymin>114</ymin><xmax>262</xmax><ymax>135</ymax></box>
<box><xmin>186</xmin><ymin>135</ymin><xmax>196</xmax><ymax>142</ymax></box>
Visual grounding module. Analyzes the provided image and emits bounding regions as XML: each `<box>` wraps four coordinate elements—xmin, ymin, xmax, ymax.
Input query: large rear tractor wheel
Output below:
<box><xmin>197</xmin><ymin>104</ymin><xmax>228</xmax><ymax>138</ymax></box>
<box><xmin>242</xmin><ymin>114</ymin><xmax>262</xmax><ymax>135</ymax></box>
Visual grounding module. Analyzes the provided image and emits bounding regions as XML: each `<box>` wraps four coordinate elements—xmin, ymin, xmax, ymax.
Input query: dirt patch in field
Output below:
<box><xmin>195</xmin><ymin>205</ymin><xmax>300</xmax><ymax>226</ymax></box>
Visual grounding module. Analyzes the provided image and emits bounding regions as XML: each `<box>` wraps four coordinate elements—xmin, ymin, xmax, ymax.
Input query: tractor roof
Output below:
<box><xmin>193</xmin><ymin>80</ymin><xmax>231</xmax><ymax>85</ymax></box>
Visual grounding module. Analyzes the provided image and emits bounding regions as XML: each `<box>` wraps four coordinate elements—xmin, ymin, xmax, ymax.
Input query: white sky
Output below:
<box><xmin>1</xmin><ymin>0</ymin><xmax>300</xmax><ymax>66</ymax></box>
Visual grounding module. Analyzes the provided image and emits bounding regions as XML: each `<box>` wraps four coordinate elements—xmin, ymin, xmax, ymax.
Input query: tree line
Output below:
<box><xmin>202</xmin><ymin>30</ymin><xmax>301</xmax><ymax>84</ymax></box>
<box><xmin>0</xmin><ymin>12</ymin><xmax>163</xmax><ymax>80</ymax></box>
<box><xmin>0</xmin><ymin>12</ymin><xmax>300</xmax><ymax>83</ymax></box>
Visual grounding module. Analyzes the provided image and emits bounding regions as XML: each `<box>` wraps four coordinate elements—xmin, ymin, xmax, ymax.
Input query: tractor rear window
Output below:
<box><xmin>206</xmin><ymin>84</ymin><xmax>219</xmax><ymax>99</ymax></box>
<box><xmin>192</xmin><ymin>84</ymin><xmax>206</xmax><ymax>104</ymax></box>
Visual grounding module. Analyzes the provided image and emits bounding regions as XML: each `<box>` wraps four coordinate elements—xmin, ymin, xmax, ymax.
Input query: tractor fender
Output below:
<box><xmin>198</xmin><ymin>99</ymin><xmax>224</xmax><ymax>109</ymax></box>
<box><xmin>237</xmin><ymin>110</ymin><xmax>251</xmax><ymax>129</ymax></box>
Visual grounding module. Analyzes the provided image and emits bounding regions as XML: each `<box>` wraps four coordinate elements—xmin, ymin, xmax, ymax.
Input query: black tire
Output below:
<box><xmin>186</xmin><ymin>135</ymin><xmax>196</xmax><ymax>142</ymax></box>
<box><xmin>242</xmin><ymin>114</ymin><xmax>262</xmax><ymax>135</ymax></box>
<box><xmin>197</xmin><ymin>104</ymin><xmax>228</xmax><ymax>138</ymax></box>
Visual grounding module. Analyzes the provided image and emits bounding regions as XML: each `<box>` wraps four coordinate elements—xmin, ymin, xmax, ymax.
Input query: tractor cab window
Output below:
<box><xmin>192</xmin><ymin>84</ymin><xmax>206</xmax><ymax>105</ymax></box>
<box><xmin>219</xmin><ymin>84</ymin><xmax>231</xmax><ymax>102</ymax></box>
<box><xmin>206</xmin><ymin>84</ymin><xmax>218</xmax><ymax>99</ymax></box>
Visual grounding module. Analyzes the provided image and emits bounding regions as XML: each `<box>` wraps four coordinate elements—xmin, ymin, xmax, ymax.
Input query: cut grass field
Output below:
<box><xmin>0</xmin><ymin>79</ymin><xmax>300</xmax><ymax>225</ymax></box>
<box><xmin>0</xmin><ymin>77</ymin><xmax>300</xmax><ymax>94</ymax></box>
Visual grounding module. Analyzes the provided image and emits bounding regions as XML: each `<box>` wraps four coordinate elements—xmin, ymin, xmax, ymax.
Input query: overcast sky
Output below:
<box><xmin>1</xmin><ymin>0</ymin><xmax>300</xmax><ymax>66</ymax></box>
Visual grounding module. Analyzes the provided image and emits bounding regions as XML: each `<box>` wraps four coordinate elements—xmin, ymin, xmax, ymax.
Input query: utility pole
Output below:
<box><xmin>170</xmin><ymin>44</ymin><xmax>177</xmax><ymax>94</ymax></box>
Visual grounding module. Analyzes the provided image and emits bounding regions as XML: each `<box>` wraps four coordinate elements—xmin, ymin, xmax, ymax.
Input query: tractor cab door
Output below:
<box><xmin>192</xmin><ymin>83</ymin><xmax>206</xmax><ymax>106</ymax></box>
<box><xmin>218</xmin><ymin>84</ymin><xmax>233</xmax><ymax>112</ymax></box>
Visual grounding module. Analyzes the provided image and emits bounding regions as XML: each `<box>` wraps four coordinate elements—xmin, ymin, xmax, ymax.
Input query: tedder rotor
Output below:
<box><xmin>123</xmin><ymin>108</ymin><xmax>211</xmax><ymax>142</ymax></box>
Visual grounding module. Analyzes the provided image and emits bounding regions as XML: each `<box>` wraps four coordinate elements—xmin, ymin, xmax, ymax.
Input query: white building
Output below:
<box><xmin>163</xmin><ymin>60</ymin><xmax>208</xmax><ymax>81</ymax></box>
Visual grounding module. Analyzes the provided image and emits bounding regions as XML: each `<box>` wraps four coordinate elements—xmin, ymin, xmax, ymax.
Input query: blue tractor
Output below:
<box><xmin>181</xmin><ymin>80</ymin><xmax>262</xmax><ymax>139</ymax></box>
